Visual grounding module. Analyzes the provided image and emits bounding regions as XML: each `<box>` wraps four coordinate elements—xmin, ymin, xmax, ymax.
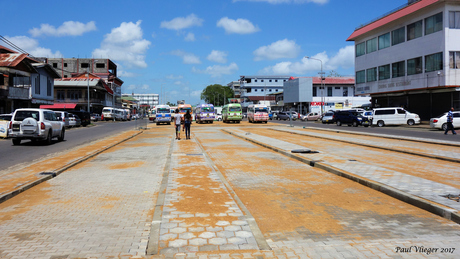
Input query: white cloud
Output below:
<box><xmin>2</xmin><ymin>35</ymin><xmax>62</xmax><ymax>58</ymax></box>
<box><xmin>253</xmin><ymin>39</ymin><xmax>300</xmax><ymax>61</ymax></box>
<box><xmin>160</xmin><ymin>14</ymin><xmax>204</xmax><ymax>30</ymax></box>
<box><xmin>232</xmin><ymin>0</ymin><xmax>328</xmax><ymax>4</ymax></box>
<box><xmin>207</xmin><ymin>50</ymin><xmax>228</xmax><ymax>63</ymax></box>
<box><xmin>216</xmin><ymin>17</ymin><xmax>260</xmax><ymax>34</ymax></box>
<box><xmin>166</xmin><ymin>74</ymin><xmax>184</xmax><ymax>80</ymax></box>
<box><xmin>260</xmin><ymin>46</ymin><xmax>354</xmax><ymax>74</ymax></box>
<box><xmin>92</xmin><ymin>20</ymin><xmax>151</xmax><ymax>68</ymax></box>
<box><xmin>29</xmin><ymin>21</ymin><xmax>97</xmax><ymax>37</ymax></box>
<box><xmin>184</xmin><ymin>32</ymin><xmax>196</xmax><ymax>42</ymax></box>
<box><xmin>191</xmin><ymin>90</ymin><xmax>202</xmax><ymax>97</ymax></box>
<box><xmin>127</xmin><ymin>84</ymin><xmax>149</xmax><ymax>91</ymax></box>
<box><xmin>192</xmin><ymin>62</ymin><xmax>238</xmax><ymax>77</ymax></box>
<box><xmin>170</xmin><ymin>50</ymin><xmax>201</xmax><ymax>64</ymax></box>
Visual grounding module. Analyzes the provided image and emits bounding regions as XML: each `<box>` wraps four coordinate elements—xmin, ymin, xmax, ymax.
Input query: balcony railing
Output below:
<box><xmin>8</xmin><ymin>86</ymin><xmax>30</xmax><ymax>100</ymax></box>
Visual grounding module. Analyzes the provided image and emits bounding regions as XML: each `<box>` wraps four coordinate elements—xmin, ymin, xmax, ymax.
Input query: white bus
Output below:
<box><xmin>155</xmin><ymin>105</ymin><xmax>171</xmax><ymax>125</ymax></box>
<box><xmin>247</xmin><ymin>104</ymin><xmax>269</xmax><ymax>123</ymax></box>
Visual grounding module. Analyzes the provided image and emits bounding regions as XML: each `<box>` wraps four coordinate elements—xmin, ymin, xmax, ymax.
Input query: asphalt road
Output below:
<box><xmin>0</xmin><ymin>119</ymin><xmax>149</xmax><ymax>171</ymax></box>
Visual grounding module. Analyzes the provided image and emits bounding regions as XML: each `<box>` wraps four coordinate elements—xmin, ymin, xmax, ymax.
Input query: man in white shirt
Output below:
<box><xmin>173</xmin><ymin>109</ymin><xmax>182</xmax><ymax>140</ymax></box>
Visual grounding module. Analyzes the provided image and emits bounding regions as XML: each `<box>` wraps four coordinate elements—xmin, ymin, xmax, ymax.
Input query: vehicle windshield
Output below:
<box><xmin>255</xmin><ymin>108</ymin><xmax>268</xmax><ymax>113</ymax></box>
<box><xmin>229</xmin><ymin>107</ymin><xmax>241</xmax><ymax>112</ymax></box>
<box><xmin>14</xmin><ymin>111</ymin><xmax>40</xmax><ymax>121</ymax></box>
<box><xmin>157</xmin><ymin>108</ymin><xmax>169</xmax><ymax>113</ymax></box>
<box><xmin>202</xmin><ymin>107</ymin><xmax>214</xmax><ymax>112</ymax></box>
<box><xmin>325</xmin><ymin>112</ymin><xmax>333</xmax><ymax>116</ymax></box>
<box><xmin>180</xmin><ymin>108</ymin><xmax>192</xmax><ymax>113</ymax></box>
<box><xmin>102</xmin><ymin>109</ymin><xmax>112</xmax><ymax>113</ymax></box>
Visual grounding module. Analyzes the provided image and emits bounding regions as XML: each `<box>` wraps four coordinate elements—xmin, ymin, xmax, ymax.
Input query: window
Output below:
<box><xmin>313</xmin><ymin>87</ymin><xmax>317</xmax><ymax>97</ymax></box>
<box><xmin>53</xmin><ymin>63</ymin><xmax>58</xmax><ymax>68</ymax></box>
<box><xmin>407</xmin><ymin>20</ymin><xmax>423</xmax><ymax>40</ymax></box>
<box><xmin>47</xmin><ymin>79</ymin><xmax>52</xmax><ymax>96</ymax></box>
<box><xmin>392</xmin><ymin>61</ymin><xmax>406</xmax><ymax>78</ymax></box>
<box><xmin>269</xmin><ymin>89</ymin><xmax>272</xmax><ymax>92</ymax></box>
<box><xmin>269</xmin><ymin>80</ymin><xmax>272</xmax><ymax>82</ymax></box>
<box><xmin>276</xmin><ymin>89</ymin><xmax>278</xmax><ymax>92</ymax></box>
<box><xmin>378</xmin><ymin>64</ymin><xmax>390</xmax><ymax>80</ymax></box>
<box><xmin>64</xmin><ymin>63</ymin><xmax>67</xmax><ymax>67</ymax></box>
<box><xmin>449</xmin><ymin>11</ymin><xmax>460</xmax><ymax>28</ymax></box>
<box><xmin>407</xmin><ymin>57</ymin><xmax>423</xmax><ymax>75</ymax></box>
<box><xmin>425</xmin><ymin>12</ymin><xmax>443</xmax><ymax>35</ymax></box>
<box><xmin>96</xmin><ymin>63</ymin><xmax>105</xmax><ymax>68</ymax></box>
<box><xmin>425</xmin><ymin>52</ymin><xmax>443</xmax><ymax>72</ymax></box>
<box><xmin>356</xmin><ymin>70</ymin><xmax>365</xmax><ymax>84</ymax></box>
<box><xmin>379</xmin><ymin>33</ymin><xmax>390</xmax><ymax>50</ymax></box>
<box><xmin>343</xmin><ymin>87</ymin><xmax>348</xmax><ymax>97</ymax></box>
<box><xmin>366</xmin><ymin>38</ymin><xmax>377</xmax><ymax>53</ymax></box>
<box><xmin>392</xmin><ymin>27</ymin><xmax>405</xmax><ymax>45</ymax></box>
<box><xmin>356</xmin><ymin>42</ymin><xmax>365</xmax><ymax>57</ymax></box>
<box><xmin>35</xmin><ymin>75</ymin><xmax>40</xmax><ymax>94</ymax></box>
<box><xmin>81</xmin><ymin>63</ymin><xmax>89</xmax><ymax>68</ymax></box>
<box><xmin>327</xmin><ymin>87</ymin><xmax>332</xmax><ymax>97</ymax></box>
<box><xmin>254</xmin><ymin>89</ymin><xmax>257</xmax><ymax>92</ymax></box>
<box><xmin>366</xmin><ymin>67</ymin><xmax>377</xmax><ymax>82</ymax></box>
<box><xmin>57</xmin><ymin>90</ymin><xmax>65</xmax><ymax>100</ymax></box>
<box><xmin>275</xmin><ymin>80</ymin><xmax>278</xmax><ymax>82</ymax></box>
<box><xmin>261</xmin><ymin>79</ymin><xmax>264</xmax><ymax>82</ymax></box>
<box><xmin>450</xmin><ymin>51</ymin><xmax>460</xmax><ymax>69</ymax></box>
<box><xmin>335</xmin><ymin>87</ymin><xmax>340</xmax><ymax>90</ymax></box>
<box><xmin>254</xmin><ymin>80</ymin><xmax>257</xmax><ymax>82</ymax></box>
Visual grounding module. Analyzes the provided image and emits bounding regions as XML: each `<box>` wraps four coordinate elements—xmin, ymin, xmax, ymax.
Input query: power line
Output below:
<box><xmin>0</xmin><ymin>35</ymin><xmax>35</xmax><ymax>58</ymax></box>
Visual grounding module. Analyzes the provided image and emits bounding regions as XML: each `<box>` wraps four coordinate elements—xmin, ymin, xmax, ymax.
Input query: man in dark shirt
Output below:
<box><xmin>444</xmin><ymin>107</ymin><xmax>457</xmax><ymax>135</ymax></box>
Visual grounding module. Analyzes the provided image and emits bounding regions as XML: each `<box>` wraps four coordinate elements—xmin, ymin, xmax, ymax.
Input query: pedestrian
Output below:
<box><xmin>183</xmin><ymin>110</ymin><xmax>192</xmax><ymax>139</ymax></box>
<box><xmin>173</xmin><ymin>108</ymin><xmax>182</xmax><ymax>140</ymax></box>
<box><xmin>444</xmin><ymin>107</ymin><xmax>457</xmax><ymax>135</ymax></box>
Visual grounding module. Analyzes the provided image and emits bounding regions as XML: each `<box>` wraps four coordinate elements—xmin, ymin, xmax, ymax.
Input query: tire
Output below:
<box><xmin>442</xmin><ymin>123</ymin><xmax>448</xmax><ymax>131</ymax></box>
<box><xmin>210</xmin><ymin>121</ymin><xmax>213</xmax><ymax>124</ymax></box>
<box><xmin>353</xmin><ymin>121</ymin><xmax>358</xmax><ymax>127</ymax></box>
<box><xmin>58</xmin><ymin>128</ymin><xmax>65</xmax><ymax>141</ymax></box>
<box><xmin>407</xmin><ymin>119</ymin><xmax>415</xmax><ymax>126</ymax></box>
<box><xmin>377</xmin><ymin>120</ymin><xmax>385</xmax><ymax>127</ymax></box>
<box><xmin>46</xmin><ymin>131</ymin><xmax>53</xmax><ymax>145</ymax></box>
<box><xmin>336</xmin><ymin>120</ymin><xmax>342</xmax><ymax>126</ymax></box>
<box><xmin>12</xmin><ymin>139</ymin><xmax>21</xmax><ymax>145</ymax></box>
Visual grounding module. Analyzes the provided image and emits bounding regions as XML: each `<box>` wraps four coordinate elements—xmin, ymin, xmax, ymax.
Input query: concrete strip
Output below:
<box><xmin>194</xmin><ymin>135</ymin><xmax>271</xmax><ymax>251</ymax></box>
<box><xmin>0</xmin><ymin>131</ymin><xmax>143</xmax><ymax>204</ymax></box>
<box><xmin>271</xmin><ymin>127</ymin><xmax>460</xmax><ymax>164</ymax></box>
<box><xmin>146</xmin><ymin>132</ymin><xmax>174</xmax><ymax>255</ymax></box>
<box><xmin>222</xmin><ymin>129</ymin><xmax>460</xmax><ymax>225</ymax></box>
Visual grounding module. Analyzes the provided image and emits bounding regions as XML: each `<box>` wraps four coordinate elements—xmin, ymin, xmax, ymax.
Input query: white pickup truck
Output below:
<box><xmin>8</xmin><ymin>108</ymin><xmax>66</xmax><ymax>145</ymax></box>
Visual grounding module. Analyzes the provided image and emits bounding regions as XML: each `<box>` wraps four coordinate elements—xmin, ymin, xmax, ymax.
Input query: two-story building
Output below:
<box><xmin>347</xmin><ymin>0</ymin><xmax>460</xmax><ymax>119</ymax></box>
<box><xmin>238</xmin><ymin>75</ymin><xmax>290</xmax><ymax>107</ymax></box>
<box><xmin>0</xmin><ymin>46</ymin><xmax>60</xmax><ymax>114</ymax></box>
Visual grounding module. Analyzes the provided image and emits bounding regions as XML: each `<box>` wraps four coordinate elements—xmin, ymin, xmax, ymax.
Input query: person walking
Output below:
<box><xmin>183</xmin><ymin>110</ymin><xmax>192</xmax><ymax>139</ymax></box>
<box><xmin>444</xmin><ymin>107</ymin><xmax>457</xmax><ymax>135</ymax></box>
<box><xmin>173</xmin><ymin>108</ymin><xmax>182</xmax><ymax>140</ymax></box>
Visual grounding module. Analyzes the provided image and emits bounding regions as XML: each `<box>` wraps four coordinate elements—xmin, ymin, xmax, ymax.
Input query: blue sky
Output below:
<box><xmin>1</xmin><ymin>0</ymin><xmax>406</xmax><ymax>105</ymax></box>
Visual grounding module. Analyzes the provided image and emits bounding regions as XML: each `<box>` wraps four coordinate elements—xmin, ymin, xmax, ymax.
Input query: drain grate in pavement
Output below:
<box><xmin>39</xmin><ymin>172</ymin><xmax>57</xmax><ymax>177</ymax></box>
<box><xmin>291</xmin><ymin>149</ymin><xmax>319</xmax><ymax>154</ymax></box>
<box><xmin>441</xmin><ymin>194</ymin><xmax>460</xmax><ymax>202</ymax></box>
<box><xmin>186</xmin><ymin>153</ymin><xmax>203</xmax><ymax>156</ymax></box>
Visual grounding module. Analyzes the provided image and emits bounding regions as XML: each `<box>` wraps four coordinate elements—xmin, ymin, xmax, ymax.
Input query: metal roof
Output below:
<box><xmin>54</xmin><ymin>79</ymin><xmax>100</xmax><ymax>87</ymax></box>
<box><xmin>289</xmin><ymin>77</ymin><xmax>355</xmax><ymax>85</ymax></box>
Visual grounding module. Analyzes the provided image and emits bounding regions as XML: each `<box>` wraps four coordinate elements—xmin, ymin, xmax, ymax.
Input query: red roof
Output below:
<box><xmin>289</xmin><ymin>77</ymin><xmax>355</xmax><ymax>85</ymax></box>
<box><xmin>40</xmin><ymin>103</ymin><xmax>77</xmax><ymax>109</ymax></box>
<box><xmin>347</xmin><ymin>0</ymin><xmax>439</xmax><ymax>41</ymax></box>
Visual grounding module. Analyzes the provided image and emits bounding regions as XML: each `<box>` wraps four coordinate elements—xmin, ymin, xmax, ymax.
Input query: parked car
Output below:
<box><xmin>8</xmin><ymin>108</ymin><xmax>65</xmax><ymax>145</ymax></box>
<box><xmin>0</xmin><ymin>113</ymin><xmax>12</xmax><ymax>138</ymax></box>
<box><xmin>91</xmin><ymin>113</ymin><xmax>101</xmax><ymax>122</ymax></box>
<box><xmin>430</xmin><ymin>111</ymin><xmax>460</xmax><ymax>131</ymax></box>
<box><xmin>372</xmin><ymin>107</ymin><xmax>420</xmax><ymax>127</ymax></box>
<box><xmin>361</xmin><ymin>111</ymin><xmax>374</xmax><ymax>122</ymax></box>
<box><xmin>306</xmin><ymin>112</ymin><xmax>321</xmax><ymax>121</ymax></box>
<box><xmin>102</xmin><ymin>107</ymin><xmax>116</xmax><ymax>121</ymax></box>
<box><xmin>215</xmin><ymin>113</ymin><xmax>223</xmax><ymax>121</ymax></box>
<box><xmin>270</xmin><ymin>111</ymin><xmax>279</xmax><ymax>120</ymax></box>
<box><xmin>334</xmin><ymin>110</ymin><xmax>370</xmax><ymax>127</ymax></box>
<box><xmin>67</xmin><ymin>110</ymin><xmax>91</xmax><ymax>126</ymax></box>
<box><xmin>68</xmin><ymin>113</ymin><xmax>81</xmax><ymax>127</ymax></box>
<box><xmin>277</xmin><ymin>112</ymin><xmax>296</xmax><ymax>121</ymax></box>
<box><xmin>321</xmin><ymin>111</ymin><xmax>336</xmax><ymax>124</ymax></box>
<box><xmin>54</xmin><ymin>111</ymin><xmax>70</xmax><ymax>128</ymax></box>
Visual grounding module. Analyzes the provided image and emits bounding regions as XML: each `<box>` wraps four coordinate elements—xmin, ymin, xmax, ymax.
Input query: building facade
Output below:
<box><xmin>43</xmin><ymin>58</ymin><xmax>123</xmax><ymax>108</ymax></box>
<box><xmin>122</xmin><ymin>93</ymin><xmax>159</xmax><ymax>109</ymax></box>
<box><xmin>347</xmin><ymin>0</ymin><xmax>460</xmax><ymax>119</ymax></box>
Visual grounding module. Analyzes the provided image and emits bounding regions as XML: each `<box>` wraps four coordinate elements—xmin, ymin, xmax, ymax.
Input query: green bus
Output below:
<box><xmin>222</xmin><ymin>103</ymin><xmax>242</xmax><ymax>123</ymax></box>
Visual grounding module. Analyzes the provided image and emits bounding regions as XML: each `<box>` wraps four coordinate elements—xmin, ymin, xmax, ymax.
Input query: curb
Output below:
<box><xmin>222</xmin><ymin>129</ymin><xmax>460</xmax><ymax>225</ymax></box>
<box><xmin>271</xmin><ymin>128</ymin><xmax>460</xmax><ymax>164</ymax></box>
<box><xmin>0</xmin><ymin>131</ymin><xmax>143</xmax><ymax>204</ymax></box>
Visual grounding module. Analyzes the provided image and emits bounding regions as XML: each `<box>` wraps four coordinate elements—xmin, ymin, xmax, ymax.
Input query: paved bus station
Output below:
<box><xmin>0</xmin><ymin>122</ymin><xmax>459</xmax><ymax>258</ymax></box>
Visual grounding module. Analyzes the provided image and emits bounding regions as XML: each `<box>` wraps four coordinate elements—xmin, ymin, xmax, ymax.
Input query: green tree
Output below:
<box><xmin>200</xmin><ymin>84</ymin><xmax>234</xmax><ymax>107</ymax></box>
<box><xmin>327</xmin><ymin>70</ymin><xmax>342</xmax><ymax>77</ymax></box>
<box><xmin>166</xmin><ymin>101</ymin><xmax>175</xmax><ymax>107</ymax></box>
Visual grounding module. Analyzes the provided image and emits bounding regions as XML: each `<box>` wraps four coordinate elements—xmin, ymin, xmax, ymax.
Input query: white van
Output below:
<box><xmin>102</xmin><ymin>107</ymin><xmax>115</xmax><ymax>121</ymax></box>
<box><xmin>372</xmin><ymin>107</ymin><xmax>420</xmax><ymax>127</ymax></box>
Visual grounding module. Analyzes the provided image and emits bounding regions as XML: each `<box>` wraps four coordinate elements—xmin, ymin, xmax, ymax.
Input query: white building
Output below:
<box><xmin>122</xmin><ymin>93</ymin><xmax>159</xmax><ymax>108</ymax></box>
<box><xmin>347</xmin><ymin>0</ymin><xmax>460</xmax><ymax>119</ymax></box>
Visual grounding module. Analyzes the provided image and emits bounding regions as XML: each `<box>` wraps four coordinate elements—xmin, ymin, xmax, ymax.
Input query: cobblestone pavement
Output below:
<box><xmin>0</xmin><ymin>122</ymin><xmax>459</xmax><ymax>258</ymax></box>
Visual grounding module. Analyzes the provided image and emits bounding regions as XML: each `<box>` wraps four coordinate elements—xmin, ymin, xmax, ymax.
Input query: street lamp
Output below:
<box><xmin>86</xmin><ymin>71</ymin><xmax>90</xmax><ymax>113</ymax></box>
<box><xmin>305</xmin><ymin>56</ymin><xmax>325</xmax><ymax>114</ymax></box>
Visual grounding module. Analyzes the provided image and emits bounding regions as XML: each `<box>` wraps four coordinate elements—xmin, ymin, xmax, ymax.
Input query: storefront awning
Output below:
<box><xmin>40</xmin><ymin>103</ymin><xmax>77</xmax><ymax>109</ymax></box>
